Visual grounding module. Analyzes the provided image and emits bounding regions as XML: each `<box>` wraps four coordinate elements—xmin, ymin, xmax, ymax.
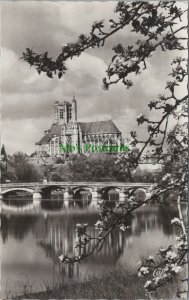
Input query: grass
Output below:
<box><xmin>9</xmin><ymin>265</ymin><xmax>178</xmax><ymax>300</ymax></box>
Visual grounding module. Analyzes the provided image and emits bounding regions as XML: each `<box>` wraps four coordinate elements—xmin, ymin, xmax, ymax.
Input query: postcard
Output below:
<box><xmin>0</xmin><ymin>1</ymin><xmax>188</xmax><ymax>299</ymax></box>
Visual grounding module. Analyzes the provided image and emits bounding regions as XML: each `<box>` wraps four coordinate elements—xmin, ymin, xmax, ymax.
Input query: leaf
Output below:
<box><xmin>58</xmin><ymin>72</ymin><xmax>63</xmax><ymax>79</ymax></box>
<box><xmin>47</xmin><ymin>72</ymin><xmax>52</xmax><ymax>78</ymax></box>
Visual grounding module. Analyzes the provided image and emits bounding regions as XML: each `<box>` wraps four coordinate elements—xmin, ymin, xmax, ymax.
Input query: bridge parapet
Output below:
<box><xmin>0</xmin><ymin>182</ymin><xmax>155</xmax><ymax>188</ymax></box>
<box><xmin>0</xmin><ymin>182</ymin><xmax>155</xmax><ymax>202</ymax></box>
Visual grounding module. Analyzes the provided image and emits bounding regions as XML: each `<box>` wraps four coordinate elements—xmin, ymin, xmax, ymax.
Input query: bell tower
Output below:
<box><xmin>54</xmin><ymin>100</ymin><xmax>73</xmax><ymax>124</ymax></box>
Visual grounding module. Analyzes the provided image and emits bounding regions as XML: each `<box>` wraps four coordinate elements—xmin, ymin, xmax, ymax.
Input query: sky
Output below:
<box><xmin>1</xmin><ymin>0</ymin><xmax>188</xmax><ymax>155</ymax></box>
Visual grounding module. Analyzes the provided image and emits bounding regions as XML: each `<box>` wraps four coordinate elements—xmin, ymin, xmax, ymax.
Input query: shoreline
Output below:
<box><xmin>10</xmin><ymin>266</ymin><xmax>176</xmax><ymax>300</ymax></box>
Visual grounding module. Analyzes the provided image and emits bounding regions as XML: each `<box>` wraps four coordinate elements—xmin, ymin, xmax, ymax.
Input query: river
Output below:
<box><xmin>0</xmin><ymin>195</ymin><xmax>187</xmax><ymax>298</ymax></box>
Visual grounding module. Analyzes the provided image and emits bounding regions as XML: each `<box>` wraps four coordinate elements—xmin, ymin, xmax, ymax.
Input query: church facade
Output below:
<box><xmin>35</xmin><ymin>97</ymin><xmax>125</xmax><ymax>156</ymax></box>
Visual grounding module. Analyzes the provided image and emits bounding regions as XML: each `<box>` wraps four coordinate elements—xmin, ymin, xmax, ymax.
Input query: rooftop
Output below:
<box><xmin>36</xmin><ymin>120</ymin><xmax>120</xmax><ymax>145</ymax></box>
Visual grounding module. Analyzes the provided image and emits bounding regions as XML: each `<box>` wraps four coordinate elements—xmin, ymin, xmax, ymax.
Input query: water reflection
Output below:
<box><xmin>2</xmin><ymin>198</ymin><xmax>33</xmax><ymax>207</ymax></box>
<box><xmin>0</xmin><ymin>196</ymin><xmax>187</xmax><ymax>298</ymax></box>
<box><xmin>41</xmin><ymin>199</ymin><xmax>64</xmax><ymax>210</ymax></box>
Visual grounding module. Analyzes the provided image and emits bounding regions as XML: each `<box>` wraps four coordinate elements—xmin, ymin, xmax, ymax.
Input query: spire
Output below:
<box><xmin>71</xmin><ymin>92</ymin><xmax>77</xmax><ymax>122</ymax></box>
<box><xmin>72</xmin><ymin>91</ymin><xmax>76</xmax><ymax>102</ymax></box>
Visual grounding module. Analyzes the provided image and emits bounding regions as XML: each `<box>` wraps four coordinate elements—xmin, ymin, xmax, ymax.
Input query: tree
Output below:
<box><xmin>1</xmin><ymin>144</ymin><xmax>8</xmax><ymax>176</ymax></box>
<box><xmin>132</xmin><ymin>168</ymin><xmax>156</xmax><ymax>183</ymax></box>
<box><xmin>44</xmin><ymin>154</ymin><xmax>131</xmax><ymax>182</ymax></box>
<box><xmin>1</xmin><ymin>151</ymin><xmax>42</xmax><ymax>183</ymax></box>
<box><xmin>13</xmin><ymin>152</ymin><xmax>42</xmax><ymax>182</ymax></box>
<box><xmin>15</xmin><ymin>162</ymin><xmax>41</xmax><ymax>182</ymax></box>
<box><xmin>1</xmin><ymin>144</ymin><xmax>7</xmax><ymax>162</ymax></box>
<box><xmin>0</xmin><ymin>147</ymin><xmax>18</xmax><ymax>182</ymax></box>
<box><xmin>22</xmin><ymin>1</ymin><xmax>188</xmax><ymax>298</ymax></box>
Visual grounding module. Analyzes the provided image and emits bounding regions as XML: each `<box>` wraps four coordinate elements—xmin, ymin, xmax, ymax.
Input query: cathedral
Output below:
<box><xmin>35</xmin><ymin>97</ymin><xmax>124</xmax><ymax>156</ymax></box>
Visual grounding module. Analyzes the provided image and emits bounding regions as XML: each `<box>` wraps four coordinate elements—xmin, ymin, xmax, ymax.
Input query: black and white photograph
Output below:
<box><xmin>0</xmin><ymin>0</ymin><xmax>188</xmax><ymax>299</ymax></box>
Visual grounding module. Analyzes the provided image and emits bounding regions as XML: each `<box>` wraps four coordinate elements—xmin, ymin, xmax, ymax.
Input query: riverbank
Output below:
<box><xmin>12</xmin><ymin>267</ymin><xmax>176</xmax><ymax>299</ymax></box>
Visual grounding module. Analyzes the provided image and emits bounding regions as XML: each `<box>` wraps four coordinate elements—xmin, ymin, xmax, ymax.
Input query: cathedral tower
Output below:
<box><xmin>54</xmin><ymin>100</ymin><xmax>73</xmax><ymax>124</ymax></box>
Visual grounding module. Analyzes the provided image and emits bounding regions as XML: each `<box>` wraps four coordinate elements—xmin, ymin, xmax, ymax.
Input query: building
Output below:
<box><xmin>35</xmin><ymin>97</ymin><xmax>125</xmax><ymax>156</ymax></box>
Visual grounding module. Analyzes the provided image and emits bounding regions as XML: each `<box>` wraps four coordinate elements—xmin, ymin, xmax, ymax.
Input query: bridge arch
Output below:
<box><xmin>71</xmin><ymin>187</ymin><xmax>93</xmax><ymax>207</ymax></box>
<box><xmin>100</xmin><ymin>186</ymin><xmax>121</xmax><ymax>193</ymax></box>
<box><xmin>100</xmin><ymin>186</ymin><xmax>121</xmax><ymax>201</ymax></box>
<box><xmin>1</xmin><ymin>188</ymin><xmax>34</xmax><ymax>197</ymax></box>
<box><xmin>40</xmin><ymin>185</ymin><xmax>65</xmax><ymax>197</ymax></box>
<box><xmin>72</xmin><ymin>186</ymin><xmax>94</xmax><ymax>194</ymax></box>
<box><xmin>133</xmin><ymin>188</ymin><xmax>148</xmax><ymax>202</ymax></box>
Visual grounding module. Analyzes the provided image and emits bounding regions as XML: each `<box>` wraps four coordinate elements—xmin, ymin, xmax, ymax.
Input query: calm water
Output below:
<box><xmin>0</xmin><ymin>195</ymin><xmax>187</xmax><ymax>298</ymax></box>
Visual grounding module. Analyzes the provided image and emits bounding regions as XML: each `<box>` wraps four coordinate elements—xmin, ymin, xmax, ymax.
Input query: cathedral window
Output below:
<box><xmin>59</xmin><ymin>109</ymin><xmax>64</xmax><ymax>119</ymax></box>
<box><xmin>67</xmin><ymin>106</ymin><xmax>72</xmax><ymax>120</ymax></box>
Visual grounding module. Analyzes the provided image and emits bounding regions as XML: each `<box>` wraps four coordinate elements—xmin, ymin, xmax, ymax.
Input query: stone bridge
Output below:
<box><xmin>0</xmin><ymin>181</ymin><xmax>154</xmax><ymax>202</ymax></box>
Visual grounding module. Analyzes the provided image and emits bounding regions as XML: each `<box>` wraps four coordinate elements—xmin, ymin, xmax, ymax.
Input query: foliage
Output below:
<box><xmin>39</xmin><ymin>163</ymin><xmax>54</xmax><ymax>180</ymax></box>
<box><xmin>21</xmin><ymin>1</ymin><xmax>187</xmax><ymax>91</ymax></box>
<box><xmin>68</xmin><ymin>154</ymin><xmax>117</xmax><ymax>181</ymax></box>
<box><xmin>55</xmin><ymin>156</ymin><xmax>65</xmax><ymax>164</ymax></box>
<box><xmin>1</xmin><ymin>151</ymin><xmax>155</xmax><ymax>183</ymax></box>
<box><xmin>132</xmin><ymin>168</ymin><xmax>157</xmax><ymax>183</ymax></box>
<box><xmin>1</xmin><ymin>152</ymin><xmax>42</xmax><ymax>183</ymax></box>
<box><xmin>48</xmin><ymin>154</ymin><xmax>144</xmax><ymax>182</ymax></box>
<box><xmin>22</xmin><ymin>1</ymin><xmax>188</xmax><ymax>298</ymax></box>
<box><xmin>137</xmin><ymin>218</ymin><xmax>187</xmax><ymax>298</ymax></box>
<box><xmin>15</xmin><ymin>162</ymin><xmax>41</xmax><ymax>183</ymax></box>
<box><xmin>1</xmin><ymin>144</ymin><xmax>7</xmax><ymax>162</ymax></box>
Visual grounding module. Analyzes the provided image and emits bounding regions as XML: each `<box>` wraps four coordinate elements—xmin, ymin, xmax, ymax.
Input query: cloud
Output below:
<box><xmin>1</xmin><ymin>47</ymin><xmax>55</xmax><ymax>94</ymax></box>
<box><xmin>1</xmin><ymin>1</ymin><xmax>187</xmax><ymax>154</ymax></box>
<box><xmin>68</xmin><ymin>53</ymin><xmax>107</xmax><ymax>81</ymax></box>
<box><xmin>1</xmin><ymin>1</ymin><xmax>115</xmax><ymax>57</ymax></box>
<box><xmin>2</xmin><ymin>49</ymin><xmax>108</xmax><ymax>121</ymax></box>
<box><xmin>1</xmin><ymin>118</ymin><xmax>51</xmax><ymax>155</ymax></box>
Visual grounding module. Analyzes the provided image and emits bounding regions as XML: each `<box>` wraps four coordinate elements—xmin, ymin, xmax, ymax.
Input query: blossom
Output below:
<box><xmin>171</xmin><ymin>264</ymin><xmax>181</xmax><ymax>274</ymax></box>
<box><xmin>162</xmin><ymin>173</ymin><xmax>171</xmax><ymax>181</ymax></box>
<box><xmin>171</xmin><ymin>218</ymin><xmax>181</xmax><ymax>225</ymax></box>
<box><xmin>59</xmin><ymin>254</ymin><xmax>64</xmax><ymax>262</ymax></box>
<box><xmin>144</xmin><ymin>280</ymin><xmax>152</xmax><ymax>289</ymax></box>
<box><xmin>94</xmin><ymin>220</ymin><xmax>104</xmax><ymax>230</ymax></box>
<box><xmin>166</xmin><ymin>250</ymin><xmax>177</xmax><ymax>260</ymax></box>
<box><xmin>98</xmin><ymin>199</ymin><xmax>104</xmax><ymax>204</ymax></box>
<box><xmin>128</xmin><ymin>195</ymin><xmax>135</xmax><ymax>202</ymax></box>
<box><xmin>159</xmin><ymin>247</ymin><xmax>167</xmax><ymax>253</ymax></box>
<box><xmin>138</xmin><ymin>267</ymin><xmax>149</xmax><ymax>277</ymax></box>
<box><xmin>154</xmin><ymin>277</ymin><xmax>161</xmax><ymax>285</ymax></box>
<box><xmin>148</xmin><ymin>255</ymin><xmax>154</xmax><ymax>262</ymax></box>
<box><xmin>119</xmin><ymin>224</ymin><xmax>126</xmax><ymax>231</ymax></box>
